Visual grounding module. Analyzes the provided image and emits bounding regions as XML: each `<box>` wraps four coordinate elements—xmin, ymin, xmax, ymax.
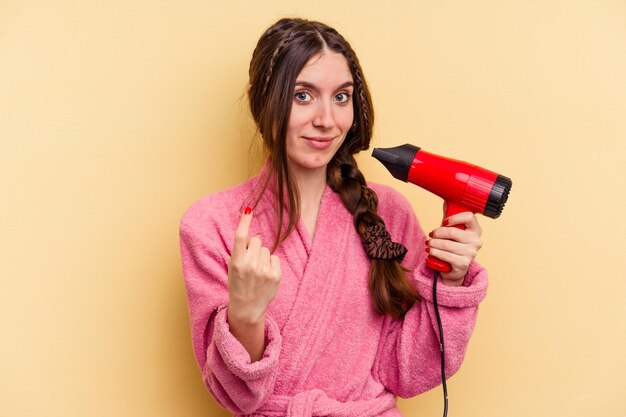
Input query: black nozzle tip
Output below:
<box><xmin>372</xmin><ymin>144</ymin><xmax>420</xmax><ymax>182</ymax></box>
<box><xmin>484</xmin><ymin>175</ymin><xmax>513</xmax><ymax>219</ymax></box>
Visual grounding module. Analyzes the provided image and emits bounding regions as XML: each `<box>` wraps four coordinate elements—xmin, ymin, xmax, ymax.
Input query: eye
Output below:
<box><xmin>334</xmin><ymin>92</ymin><xmax>351</xmax><ymax>103</ymax></box>
<box><xmin>294</xmin><ymin>90</ymin><xmax>313</xmax><ymax>103</ymax></box>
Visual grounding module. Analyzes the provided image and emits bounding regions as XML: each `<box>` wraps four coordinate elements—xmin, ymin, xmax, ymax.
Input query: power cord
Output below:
<box><xmin>433</xmin><ymin>270</ymin><xmax>448</xmax><ymax>417</ymax></box>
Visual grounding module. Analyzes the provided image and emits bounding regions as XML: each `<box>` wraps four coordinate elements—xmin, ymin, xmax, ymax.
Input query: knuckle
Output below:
<box><xmin>234</xmin><ymin>229</ymin><xmax>248</xmax><ymax>241</ymax></box>
<box><xmin>230</xmin><ymin>258</ymin><xmax>254</xmax><ymax>276</ymax></box>
<box><xmin>229</xmin><ymin>261</ymin><xmax>243</xmax><ymax>275</ymax></box>
<box><xmin>450</xmin><ymin>227</ymin><xmax>465</xmax><ymax>241</ymax></box>
<box><xmin>448</xmin><ymin>228</ymin><xmax>460</xmax><ymax>240</ymax></box>
<box><xmin>459</xmin><ymin>258</ymin><xmax>471</xmax><ymax>270</ymax></box>
<box><xmin>227</xmin><ymin>255</ymin><xmax>239</xmax><ymax>268</ymax></box>
<box><xmin>268</xmin><ymin>266</ymin><xmax>281</xmax><ymax>281</ymax></box>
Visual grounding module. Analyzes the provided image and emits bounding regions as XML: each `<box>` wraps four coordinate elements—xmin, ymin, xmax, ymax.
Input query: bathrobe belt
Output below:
<box><xmin>254</xmin><ymin>388</ymin><xmax>396</xmax><ymax>417</ymax></box>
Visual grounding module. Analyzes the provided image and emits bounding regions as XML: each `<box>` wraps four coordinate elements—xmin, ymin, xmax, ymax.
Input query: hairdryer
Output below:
<box><xmin>372</xmin><ymin>144</ymin><xmax>512</xmax><ymax>272</ymax></box>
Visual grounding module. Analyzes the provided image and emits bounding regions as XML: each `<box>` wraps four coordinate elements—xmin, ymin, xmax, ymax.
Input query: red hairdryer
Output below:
<box><xmin>372</xmin><ymin>144</ymin><xmax>512</xmax><ymax>272</ymax></box>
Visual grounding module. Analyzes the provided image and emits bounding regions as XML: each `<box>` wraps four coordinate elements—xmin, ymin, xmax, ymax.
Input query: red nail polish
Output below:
<box><xmin>425</xmin><ymin>247</ymin><xmax>430</xmax><ymax>253</ymax></box>
<box><xmin>442</xmin><ymin>218</ymin><xmax>449</xmax><ymax>226</ymax></box>
<box><xmin>244</xmin><ymin>207</ymin><xmax>252</xmax><ymax>215</ymax></box>
<box><xmin>428</xmin><ymin>231</ymin><xmax>434</xmax><ymax>238</ymax></box>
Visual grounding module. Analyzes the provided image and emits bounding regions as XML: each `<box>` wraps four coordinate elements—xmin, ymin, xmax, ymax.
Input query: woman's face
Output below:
<box><xmin>285</xmin><ymin>50</ymin><xmax>354</xmax><ymax>178</ymax></box>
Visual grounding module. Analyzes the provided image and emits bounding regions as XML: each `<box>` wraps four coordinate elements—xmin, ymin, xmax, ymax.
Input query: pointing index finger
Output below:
<box><xmin>232</xmin><ymin>207</ymin><xmax>253</xmax><ymax>258</ymax></box>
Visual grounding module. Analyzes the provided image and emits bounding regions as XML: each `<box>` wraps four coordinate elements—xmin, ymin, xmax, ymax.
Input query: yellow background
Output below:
<box><xmin>2</xmin><ymin>1</ymin><xmax>625</xmax><ymax>416</ymax></box>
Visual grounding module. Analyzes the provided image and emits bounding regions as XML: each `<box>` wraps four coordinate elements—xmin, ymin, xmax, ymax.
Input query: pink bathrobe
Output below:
<box><xmin>179</xmin><ymin>173</ymin><xmax>488</xmax><ymax>417</ymax></box>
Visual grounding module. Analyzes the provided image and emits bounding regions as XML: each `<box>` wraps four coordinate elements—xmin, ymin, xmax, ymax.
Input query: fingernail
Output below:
<box><xmin>244</xmin><ymin>207</ymin><xmax>252</xmax><ymax>215</ymax></box>
<box><xmin>442</xmin><ymin>218</ymin><xmax>449</xmax><ymax>226</ymax></box>
<box><xmin>425</xmin><ymin>247</ymin><xmax>430</xmax><ymax>253</ymax></box>
<box><xmin>428</xmin><ymin>231</ymin><xmax>434</xmax><ymax>238</ymax></box>
<box><xmin>425</xmin><ymin>239</ymin><xmax>430</xmax><ymax>246</ymax></box>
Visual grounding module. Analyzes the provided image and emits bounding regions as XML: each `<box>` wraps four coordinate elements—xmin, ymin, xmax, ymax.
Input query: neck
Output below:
<box><xmin>292</xmin><ymin>165</ymin><xmax>327</xmax><ymax>209</ymax></box>
<box><xmin>291</xmin><ymin>165</ymin><xmax>327</xmax><ymax>238</ymax></box>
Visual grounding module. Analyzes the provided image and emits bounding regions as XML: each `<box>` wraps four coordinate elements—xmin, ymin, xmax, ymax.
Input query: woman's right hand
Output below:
<box><xmin>227</xmin><ymin>207</ymin><xmax>282</xmax><ymax>327</ymax></box>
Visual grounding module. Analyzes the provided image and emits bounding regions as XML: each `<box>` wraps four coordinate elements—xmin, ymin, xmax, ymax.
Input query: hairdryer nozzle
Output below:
<box><xmin>484</xmin><ymin>174</ymin><xmax>512</xmax><ymax>219</ymax></box>
<box><xmin>372</xmin><ymin>144</ymin><xmax>420</xmax><ymax>182</ymax></box>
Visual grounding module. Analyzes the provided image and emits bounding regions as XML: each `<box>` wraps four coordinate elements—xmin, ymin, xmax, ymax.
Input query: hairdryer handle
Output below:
<box><xmin>426</xmin><ymin>201</ymin><xmax>469</xmax><ymax>273</ymax></box>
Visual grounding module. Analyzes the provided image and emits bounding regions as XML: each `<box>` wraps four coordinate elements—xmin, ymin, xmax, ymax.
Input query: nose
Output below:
<box><xmin>312</xmin><ymin>101</ymin><xmax>335</xmax><ymax>129</ymax></box>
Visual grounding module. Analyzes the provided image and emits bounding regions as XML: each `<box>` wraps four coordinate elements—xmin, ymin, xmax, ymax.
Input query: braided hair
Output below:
<box><xmin>248</xmin><ymin>18</ymin><xmax>418</xmax><ymax>318</ymax></box>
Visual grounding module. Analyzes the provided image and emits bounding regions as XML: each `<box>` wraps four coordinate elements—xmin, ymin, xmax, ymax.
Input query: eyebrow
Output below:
<box><xmin>294</xmin><ymin>81</ymin><xmax>354</xmax><ymax>90</ymax></box>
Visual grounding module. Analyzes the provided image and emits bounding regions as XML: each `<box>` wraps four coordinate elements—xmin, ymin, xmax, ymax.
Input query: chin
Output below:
<box><xmin>291</xmin><ymin>156</ymin><xmax>333</xmax><ymax>173</ymax></box>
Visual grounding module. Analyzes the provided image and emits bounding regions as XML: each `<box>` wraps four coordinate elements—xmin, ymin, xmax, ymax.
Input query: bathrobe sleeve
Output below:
<box><xmin>179</xmin><ymin>202</ymin><xmax>282</xmax><ymax>414</ymax></box>
<box><xmin>371</xmin><ymin>185</ymin><xmax>488</xmax><ymax>398</ymax></box>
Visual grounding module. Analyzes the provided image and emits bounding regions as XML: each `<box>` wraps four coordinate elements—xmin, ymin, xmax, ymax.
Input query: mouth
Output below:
<box><xmin>303</xmin><ymin>136</ymin><xmax>333</xmax><ymax>142</ymax></box>
<box><xmin>302</xmin><ymin>136</ymin><xmax>334</xmax><ymax>150</ymax></box>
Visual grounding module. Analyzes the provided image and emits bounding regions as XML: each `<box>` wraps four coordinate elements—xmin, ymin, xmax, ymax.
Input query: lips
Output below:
<box><xmin>303</xmin><ymin>136</ymin><xmax>334</xmax><ymax>150</ymax></box>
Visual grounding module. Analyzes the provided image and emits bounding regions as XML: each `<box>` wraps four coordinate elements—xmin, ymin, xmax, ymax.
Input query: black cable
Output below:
<box><xmin>433</xmin><ymin>270</ymin><xmax>448</xmax><ymax>417</ymax></box>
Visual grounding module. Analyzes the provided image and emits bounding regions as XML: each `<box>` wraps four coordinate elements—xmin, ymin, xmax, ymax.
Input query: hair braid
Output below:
<box><xmin>351</xmin><ymin>64</ymin><xmax>371</xmax><ymax>138</ymax></box>
<box><xmin>261</xmin><ymin>28</ymin><xmax>297</xmax><ymax>99</ymax></box>
<box><xmin>328</xmin><ymin>154</ymin><xmax>418</xmax><ymax>319</ymax></box>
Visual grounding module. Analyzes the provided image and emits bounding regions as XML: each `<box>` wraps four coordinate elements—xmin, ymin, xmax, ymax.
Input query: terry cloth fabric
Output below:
<box><xmin>179</xmin><ymin>170</ymin><xmax>488</xmax><ymax>417</ymax></box>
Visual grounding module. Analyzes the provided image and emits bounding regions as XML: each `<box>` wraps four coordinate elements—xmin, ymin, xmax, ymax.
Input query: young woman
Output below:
<box><xmin>180</xmin><ymin>18</ymin><xmax>487</xmax><ymax>417</ymax></box>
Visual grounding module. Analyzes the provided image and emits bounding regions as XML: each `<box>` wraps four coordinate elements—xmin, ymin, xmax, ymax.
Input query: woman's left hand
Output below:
<box><xmin>426</xmin><ymin>212</ymin><xmax>483</xmax><ymax>286</ymax></box>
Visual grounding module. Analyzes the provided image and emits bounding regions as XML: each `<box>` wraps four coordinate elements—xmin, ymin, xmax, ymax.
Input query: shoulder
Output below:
<box><xmin>367</xmin><ymin>182</ymin><xmax>414</xmax><ymax>218</ymax></box>
<box><xmin>367</xmin><ymin>181</ymin><xmax>424</xmax><ymax>240</ymax></box>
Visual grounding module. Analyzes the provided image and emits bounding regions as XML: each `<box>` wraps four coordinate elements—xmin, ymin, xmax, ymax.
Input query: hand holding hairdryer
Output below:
<box><xmin>372</xmin><ymin>144</ymin><xmax>512</xmax><ymax>273</ymax></box>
